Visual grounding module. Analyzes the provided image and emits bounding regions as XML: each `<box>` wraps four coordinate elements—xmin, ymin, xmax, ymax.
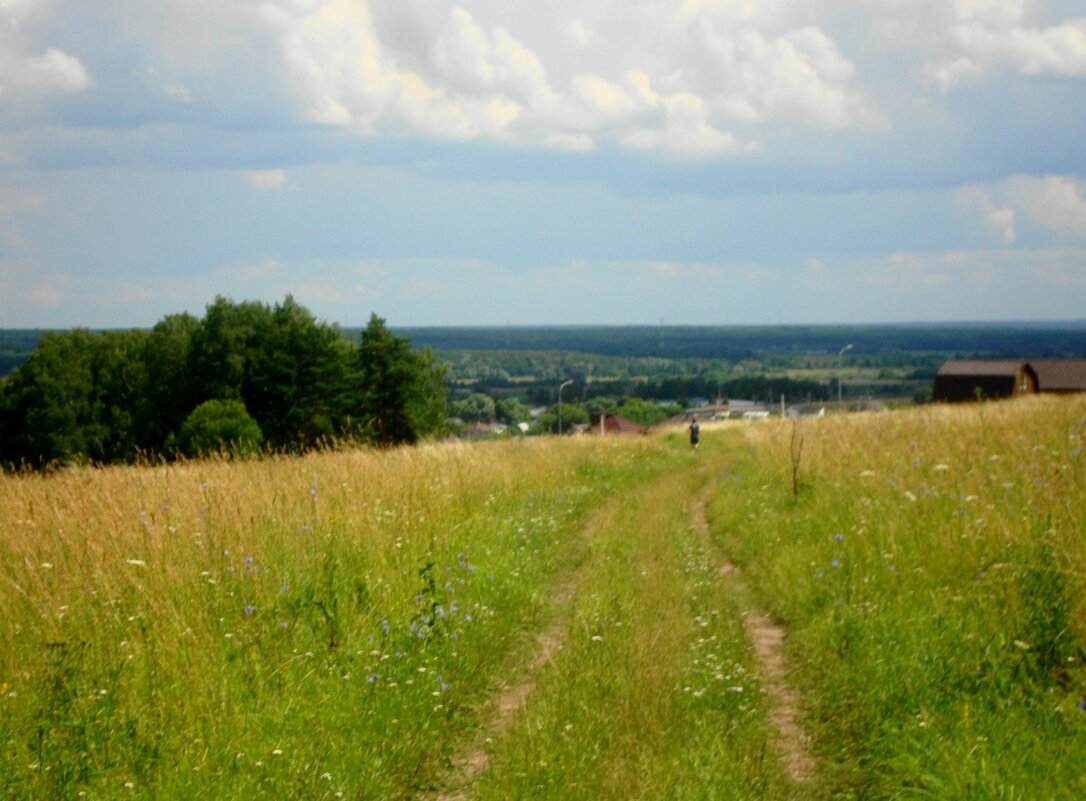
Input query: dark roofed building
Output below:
<box><xmin>933</xmin><ymin>360</ymin><xmax>1037</xmax><ymax>403</ymax></box>
<box><xmin>1028</xmin><ymin>359</ymin><xmax>1086</xmax><ymax>394</ymax></box>
<box><xmin>585</xmin><ymin>413</ymin><xmax>646</xmax><ymax>436</ymax></box>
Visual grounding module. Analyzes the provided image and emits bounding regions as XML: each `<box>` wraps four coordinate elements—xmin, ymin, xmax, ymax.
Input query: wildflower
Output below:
<box><xmin>244</xmin><ymin>556</ymin><xmax>253</xmax><ymax>564</ymax></box>
<box><xmin>831</xmin><ymin>559</ymin><xmax>841</xmax><ymax>569</ymax></box>
<box><xmin>244</xmin><ymin>605</ymin><xmax>255</xmax><ymax>615</ymax></box>
<box><xmin>933</xmin><ymin>463</ymin><xmax>949</xmax><ymax>472</ymax></box>
<box><xmin>833</xmin><ymin>533</ymin><xmax>844</xmax><ymax>542</ymax></box>
<box><xmin>272</xmin><ymin>749</ymin><xmax>283</xmax><ymax>756</ymax></box>
<box><xmin>279</xmin><ymin>621</ymin><xmax>289</xmax><ymax>629</ymax></box>
<box><xmin>1078</xmin><ymin>700</ymin><xmax>1086</xmax><ymax>712</ymax></box>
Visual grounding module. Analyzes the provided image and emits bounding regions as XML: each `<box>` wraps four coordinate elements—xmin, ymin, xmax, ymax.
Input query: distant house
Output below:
<box><xmin>1028</xmin><ymin>359</ymin><xmax>1086</xmax><ymax>394</ymax></box>
<box><xmin>460</xmin><ymin>421</ymin><xmax>495</xmax><ymax>438</ymax></box>
<box><xmin>932</xmin><ymin>360</ymin><xmax>1037</xmax><ymax>402</ymax></box>
<box><xmin>584</xmin><ymin>413</ymin><xmax>646</xmax><ymax>436</ymax></box>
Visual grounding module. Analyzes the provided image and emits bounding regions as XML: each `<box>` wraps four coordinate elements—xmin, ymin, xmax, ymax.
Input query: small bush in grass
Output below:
<box><xmin>173</xmin><ymin>399</ymin><xmax>264</xmax><ymax>457</ymax></box>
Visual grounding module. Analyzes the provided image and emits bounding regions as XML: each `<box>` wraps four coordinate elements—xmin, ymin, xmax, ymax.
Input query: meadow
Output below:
<box><xmin>2</xmin><ymin>395</ymin><xmax>1084</xmax><ymax>800</ymax></box>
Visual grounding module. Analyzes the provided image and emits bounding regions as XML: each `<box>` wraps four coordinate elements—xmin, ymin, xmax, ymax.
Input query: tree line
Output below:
<box><xmin>0</xmin><ymin>297</ymin><xmax>447</xmax><ymax>468</ymax></box>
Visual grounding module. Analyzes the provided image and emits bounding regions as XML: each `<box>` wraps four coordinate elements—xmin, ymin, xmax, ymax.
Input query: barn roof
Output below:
<box><xmin>1028</xmin><ymin>359</ymin><xmax>1086</xmax><ymax>391</ymax></box>
<box><xmin>936</xmin><ymin>360</ymin><xmax>1028</xmax><ymax>377</ymax></box>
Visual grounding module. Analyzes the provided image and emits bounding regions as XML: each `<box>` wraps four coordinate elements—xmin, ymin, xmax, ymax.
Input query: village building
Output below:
<box><xmin>932</xmin><ymin>360</ymin><xmax>1037</xmax><ymax>402</ymax></box>
<box><xmin>1028</xmin><ymin>359</ymin><xmax>1086</xmax><ymax>394</ymax></box>
<box><xmin>584</xmin><ymin>412</ymin><xmax>646</xmax><ymax>436</ymax></box>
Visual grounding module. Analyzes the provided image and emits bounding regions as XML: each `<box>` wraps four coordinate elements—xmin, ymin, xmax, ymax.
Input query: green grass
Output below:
<box><xmin>473</xmin><ymin>459</ymin><xmax>786</xmax><ymax>801</ymax></box>
<box><xmin>707</xmin><ymin>397</ymin><xmax>1086</xmax><ymax>800</ymax></box>
<box><xmin>2</xmin><ymin>396</ymin><xmax>1085</xmax><ymax>800</ymax></box>
<box><xmin>0</xmin><ymin>438</ymin><xmax>683</xmax><ymax>799</ymax></box>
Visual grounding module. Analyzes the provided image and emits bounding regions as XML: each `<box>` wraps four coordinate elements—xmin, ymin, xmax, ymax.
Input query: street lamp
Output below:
<box><xmin>558</xmin><ymin>380</ymin><xmax>574</xmax><ymax>435</ymax></box>
<box><xmin>838</xmin><ymin>344</ymin><xmax>854</xmax><ymax>409</ymax></box>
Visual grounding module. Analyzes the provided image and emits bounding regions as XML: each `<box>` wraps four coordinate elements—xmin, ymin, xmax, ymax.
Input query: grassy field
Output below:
<box><xmin>2</xmin><ymin>395</ymin><xmax>1084</xmax><ymax>799</ymax></box>
<box><xmin>709</xmin><ymin>395</ymin><xmax>1086</xmax><ymax>799</ymax></box>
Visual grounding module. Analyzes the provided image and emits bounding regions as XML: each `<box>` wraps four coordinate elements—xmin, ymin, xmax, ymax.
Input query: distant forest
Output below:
<box><xmin>4</xmin><ymin>316</ymin><xmax>1086</xmax><ymax>467</ymax></box>
<box><xmin>6</xmin><ymin>321</ymin><xmax>1086</xmax><ymax>380</ymax></box>
<box><xmin>391</xmin><ymin>322</ymin><xmax>1086</xmax><ymax>361</ymax></box>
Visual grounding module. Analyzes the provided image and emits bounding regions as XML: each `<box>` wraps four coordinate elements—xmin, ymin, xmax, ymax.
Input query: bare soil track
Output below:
<box><xmin>693</xmin><ymin>487</ymin><xmax>816</xmax><ymax>784</ymax></box>
<box><xmin>431</xmin><ymin>472</ymin><xmax>815</xmax><ymax>800</ymax></box>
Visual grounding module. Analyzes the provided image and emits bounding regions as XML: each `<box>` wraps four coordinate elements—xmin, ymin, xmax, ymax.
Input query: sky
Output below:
<box><xmin>2</xmin><ymin>0</ymin><xmax>1086</xmax><ymax>328</ymax></box>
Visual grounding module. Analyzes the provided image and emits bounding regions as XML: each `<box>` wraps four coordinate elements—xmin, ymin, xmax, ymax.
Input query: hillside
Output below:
<box><xmin>2</xmin><ymin>396</ymin><xmax>1083</xmax><ymax>799</ymax></box>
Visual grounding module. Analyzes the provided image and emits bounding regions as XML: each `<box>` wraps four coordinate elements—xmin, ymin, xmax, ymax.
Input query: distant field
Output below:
<box><xmin>2</xmin><ymin>395</ymin><xmax>1084</xmax><ymax>799</ymax></box>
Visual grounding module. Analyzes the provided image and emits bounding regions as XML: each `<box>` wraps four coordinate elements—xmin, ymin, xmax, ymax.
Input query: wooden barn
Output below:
<box><xmin>1028</xmin><ymin>359</ymin><xmax>1086</xmax><ymax>394</ymax></box>
<box><xmin>932</xmin><ymin>360</ymin><xmax>1037</xmax><ymax>403</ymax></box>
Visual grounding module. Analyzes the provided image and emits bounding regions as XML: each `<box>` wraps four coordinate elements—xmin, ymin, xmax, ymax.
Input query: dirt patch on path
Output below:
<box><xmin>693</xmin><ymin>489</ymin><xmax>816</xmax><ymax>784</ymax></box>
<box><xmin>428</xmin><ymin>531</ymin><xmax>586</xmax><ymax>801</ymax></box>
<box><xmin>432</xmin><ymin>622</ymin><xmax>568</xmax><ymax>801</ymax></box>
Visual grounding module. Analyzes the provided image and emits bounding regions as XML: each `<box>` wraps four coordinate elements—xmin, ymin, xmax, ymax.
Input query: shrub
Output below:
<box><xmin>173</xmin><ymin>399</ymin><xmax>264</xmax><ymax>457</ymax></box>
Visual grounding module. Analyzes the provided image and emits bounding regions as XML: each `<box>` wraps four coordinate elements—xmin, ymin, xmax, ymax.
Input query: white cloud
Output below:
<box><xmin>242</xmin><ymin>169</ymin><xmax>291</xmax><ymax>191</ymax></box>
<box><xmin>566</xmin><ymin>19</ymin><xmax>592</xmax><ymax>46</ymax></box>
<box><xmin>1005</xmin><ymin>174</ymin><xmax>1086</xmax><ymax>239</ymax></box>
<box><xmin>138</xmin><ymin>66</ymin><xmax>193</xmax><ymax>103</ymax></box>
<box><xmin>960</xmin><ymin>187</ymin><xmax>1017</xmax><ymax>243</ymax></box>
<box><xmin>623</xmin><ymin>89</ymin><xmax>759</xmax><ymax>158</ymax></box>
<box><xmin>865</xmin><ymin>252</ymin><xmax>953</xmax><ymax>289</ymax></box>
<box><xmin>259</xmin><ymin>1</ymin><xmax>882</xmax><ymax>158</ymax></box>
<box><xmin>689</xmin><ymin>17</ymin><xmax>881</xmax><ymax>130</ymax></box>
<box><xmin>929</xmin><ymin>15</ymin><xmax>1086</xmax><ymax>88</ymax></box>
<box><xmin>2</xmin><ymin>0</ymin><xmax>92</xmax><ymax>96</ymax></box>
<box><xmin>953</xmin><ymin>0</ymin><xmax>1025</xmax><ymax>27</ymax></box>
<box><xmin>431</xmin><ymin>7</ymin><xmax>554</xmax><ymax>105</ymax></box>
<box><xmin>0</xmin><ymin>45</ymin><xmax>94</xmax><ymax>97</ymax></box>
<box><xmin>28</xmin><ymin>282</ymin><xmax>63</xmax><ymax>307</ymax></box>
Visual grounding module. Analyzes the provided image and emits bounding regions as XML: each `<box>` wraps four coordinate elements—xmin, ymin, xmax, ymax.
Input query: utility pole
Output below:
<box><xmin>558</xmin><ymin>380</ymin><xmax>573</xmax><ymax>435</ymax></box>
<box><xmin>838</xmin><ymin>344</ymin><xmax>854</xmax><ymax>411</ymax></box>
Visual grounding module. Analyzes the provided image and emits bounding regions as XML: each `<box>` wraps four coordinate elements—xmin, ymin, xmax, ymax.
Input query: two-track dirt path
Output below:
<box><xmin>692</xmin><ymin>484</ymin><xmax>816</xmax><ymax>785</ymax></box>
<box><xmin>429</xmin><ymin>506</ymin><xmax>598</xmax><ymax>801</ymax></box>
<box><xmin>429</xmin><ymin>462</ymin><xmax>815</xmax><ymax>800</ymax></box>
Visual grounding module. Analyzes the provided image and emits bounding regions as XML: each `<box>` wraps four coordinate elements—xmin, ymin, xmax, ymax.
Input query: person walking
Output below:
<box><xmin>689</xmin><ymin>417</ymin><xmax>700</xmax><ymax>450</ymax></box>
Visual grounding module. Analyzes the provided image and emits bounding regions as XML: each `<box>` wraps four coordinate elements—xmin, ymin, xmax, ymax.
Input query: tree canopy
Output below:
<box><xmin>0</xmin><ymin>297</ymin><xmax>448</xmax><ymax>468</ymax></box>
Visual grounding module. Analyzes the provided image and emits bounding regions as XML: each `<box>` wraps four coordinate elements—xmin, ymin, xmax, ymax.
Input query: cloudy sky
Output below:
<box><xmin>2</xmin><ymin>0</ymin><xmax>1086</xmax><ymax>328</ymax></box>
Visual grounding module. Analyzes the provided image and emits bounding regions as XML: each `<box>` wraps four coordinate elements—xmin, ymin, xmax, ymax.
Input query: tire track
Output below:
<box><xmin>692</xmin><ymin>485</ymin><xmax>816</xmax><ymax>785</ymax></box>
<box><xmin>428</xmin><ymin>502</ymin><xmax>604</xmax><ymax>801</ymax></box>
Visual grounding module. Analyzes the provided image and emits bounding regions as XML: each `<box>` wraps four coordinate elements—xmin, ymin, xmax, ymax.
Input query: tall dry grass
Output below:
<box><xmin>0</xmin><ymin>435</ymin><xmax>676</xmax><ymax>799</ymax></box>
<box><xmin>708</xmin><ymin>394</ymin><xmax>1086</xmax><ymax>799</ymax></box>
